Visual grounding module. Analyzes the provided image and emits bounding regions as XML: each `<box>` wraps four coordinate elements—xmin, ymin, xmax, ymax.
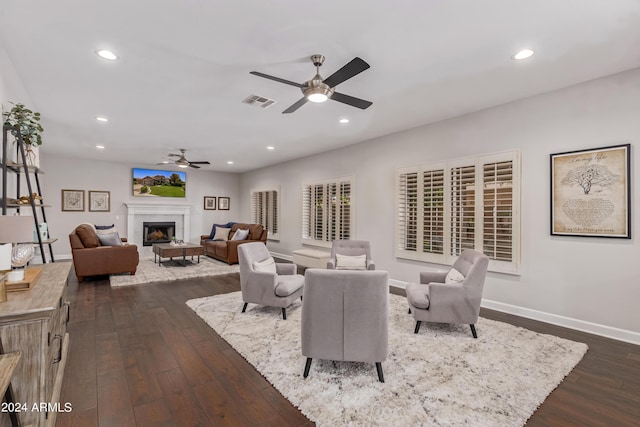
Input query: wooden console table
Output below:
<box><xmin>0</xmin><ymin>263</ymin><xmax>71</xmax><ymax>427</ymax></box>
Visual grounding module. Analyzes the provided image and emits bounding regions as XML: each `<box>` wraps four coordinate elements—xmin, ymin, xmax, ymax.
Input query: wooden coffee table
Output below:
<box><xmin>152</xmin><ymin>242</ymin><xmax>204</xmax><ymax>266</ymax></box>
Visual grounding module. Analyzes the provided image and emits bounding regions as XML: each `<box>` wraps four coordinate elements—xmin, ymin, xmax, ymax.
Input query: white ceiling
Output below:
<box><xmin>1</xmin><ymin>0</ymin><xmax>639</xmax><ymax>172</ymax></box>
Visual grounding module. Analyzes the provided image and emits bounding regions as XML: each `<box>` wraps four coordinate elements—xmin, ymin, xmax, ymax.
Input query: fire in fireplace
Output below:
<box><xmin>142</xmin><ymin>221</ymin><xmax>175</xmax><ymax>246</ymax></box>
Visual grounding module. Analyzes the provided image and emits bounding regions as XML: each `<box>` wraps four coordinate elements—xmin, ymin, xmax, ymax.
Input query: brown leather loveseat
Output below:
<box><xmin>200</xmin><ymin>223</ymin><xmax>267</xmax><ymax>264</ymax></box>
<box><xmin>69</xmin><ymin>224</ymin><xmax>139</xmax><ymax>282</ymax></box>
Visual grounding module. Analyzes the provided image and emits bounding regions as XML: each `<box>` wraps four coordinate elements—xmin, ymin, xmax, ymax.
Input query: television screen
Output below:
<box><xmin>132</xmin><ymin>168</ymin><xmax>186</xmax><ymax>198</ymax></box>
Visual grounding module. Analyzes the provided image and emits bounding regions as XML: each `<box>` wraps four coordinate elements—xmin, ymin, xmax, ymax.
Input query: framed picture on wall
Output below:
<box><xmin>89</xmin><ymin>190</ymin><xmax>110</xmax><ymax>212</ymax></box>
<box><xmin>550</xmin><ymin>143</ymin><xmax>631</xmax><ymax>238</ymax></box>
<box><xmin>203</xmin><ymin>196</ymin><xmax>217</xmax><ymax>210</ymax></box>
<box><xmin>61</xmin><ymin>189</ymin><xmax>85</xmax><ymax>212</ymax></box>
<box><xmin>218</xmin><ymin>197</ymin><xmax>230</xmax><ymax>210</ymax></box>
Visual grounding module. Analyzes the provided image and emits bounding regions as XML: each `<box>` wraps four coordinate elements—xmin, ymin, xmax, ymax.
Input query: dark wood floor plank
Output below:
<box><xmin>95</xmin><ymin>331</ymin><xmax>125</xmax><ymax>375</ymax></box>
<box><xmin>155</xmin><ymin>367</ymin><xmax>216</xmax><ymax>427</ymax></box>
<box><xmin>58</xmin><ymin>267</ymin><xmax>640</xmax><ymax>427</ymax></box>
<box><xmin>56</xmin><ymin>407</ymin><xmax>98</xmax><ymax>427</ymax></box>
<box><xmin>122</xmin><ymin>348</ymin><xmax>165</xmax><ymax>406</ymax></box>
<box><xmin>133</xmin><ymin>399</ymin><xmax>176</xmax><ymax>427</ymax></box>
<box><xmin>96</xmin><ymin>368</ymin><xmax>136</xmax><ymax>427</ymax></box>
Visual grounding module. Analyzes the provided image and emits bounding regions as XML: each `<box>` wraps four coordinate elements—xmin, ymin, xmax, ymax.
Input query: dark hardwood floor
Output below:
<box><xmin>56</xmin><ymin>264</ymin><xmax>640</xmax><ymax>427</ymax></box>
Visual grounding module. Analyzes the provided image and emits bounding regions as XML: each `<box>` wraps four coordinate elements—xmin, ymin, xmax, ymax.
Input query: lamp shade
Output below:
<box><xmin>0</xmin><ymin>216</ymin><xmax>34</xmax><ymax>244</ymax></box>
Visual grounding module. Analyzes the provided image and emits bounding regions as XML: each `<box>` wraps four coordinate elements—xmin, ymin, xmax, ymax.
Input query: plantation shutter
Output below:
<box><xmin>423</xmin><ymin>169</ymin><xmax>445</xmax><ymax>255</ymax></box>
<box><xmin>302</xmin><ymin>176</ymin><xmax>353</xmax><ymax>247</ymax></box>
<box><xmin>251</xmin><ymin>189</ymin><xmax>279</xmax><ymax>240</ymax></box>
<box><xmin>450</xmin><ymin>165</ymin><xmax>475</xmax><ymax>256</ymax></box>
<box><xmin>483</xmin><ymin>160</ymin><xmax>514</xmax><ymax>262</ymax></box>
<box><xmin>396</xmin><ymin>151</ymin><xmax>520</xmax><ymax>274</ymax></box>
<box><xmin>398</xmin><ymin>171</ymin><xmax>418</xmax><ymax>252</ymax></box>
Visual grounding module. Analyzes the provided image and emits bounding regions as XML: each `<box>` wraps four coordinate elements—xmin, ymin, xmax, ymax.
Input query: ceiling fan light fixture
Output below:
<box><xmin>177</xmin><ymin>163</ymin><xmax>188</xmax><ymax>168</ymax></box>
<box><xmin>303</xmin><ymin>78</ymin><xmax>334</xmax><ymax>103</ymax></box>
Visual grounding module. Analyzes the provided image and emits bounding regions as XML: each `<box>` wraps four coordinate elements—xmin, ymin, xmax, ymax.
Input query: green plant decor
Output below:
<box><xmin>2</xmin><ymin>102</ymin><xmax>44</xmax><ymax>165</ymax></box>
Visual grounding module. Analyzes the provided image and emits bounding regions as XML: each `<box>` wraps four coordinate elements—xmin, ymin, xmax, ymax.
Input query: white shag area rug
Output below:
<box><xmin>110</xmin><ymin>256</ymin><xmax>239</xmax><ymax>286</ymax></box>
<box><xmin>187</xmin><ymin>291</ymin><xmax>588</xmax><ymax>427</ymax></box>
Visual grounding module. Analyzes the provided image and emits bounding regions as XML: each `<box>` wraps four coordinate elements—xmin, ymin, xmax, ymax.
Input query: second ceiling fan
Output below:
<box><xmin>250</xmin><ymin>54</ymin><xmax>373</xmax><ymax>114</ymax></box>
<box><xmin>158</xmin><ymin>149</ymin><xmax>210</xmax><ymax>169</ymax></box>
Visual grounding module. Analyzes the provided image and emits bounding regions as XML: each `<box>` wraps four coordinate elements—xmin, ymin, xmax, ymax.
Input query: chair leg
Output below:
<box><xmin>376</xmin><ymin>362</ymin><xmax>385</xmax><ymax>383</ymax></box>
<box><xmin>241</xmin><ymin>302</ymin><xmax>248</xmax><ymax>313</ymax></box>
<box><xmin>470</xmin><ymin>324</ymin><xmax>477</xmax><ymax>338</ymax></box>
<box><xmin>303</xmin><ymin>358</ymin><xmax>312</xmax><ymax>378</ymax></box>
<box><xmin>414</xmin><ymin>321</ymin><xmax>421</xmax><ymax>334</ymax></box>
<box><xmin>282</xmin><ymin>308</ymin><xmax>287</xmax><ymax>320</ymax></box>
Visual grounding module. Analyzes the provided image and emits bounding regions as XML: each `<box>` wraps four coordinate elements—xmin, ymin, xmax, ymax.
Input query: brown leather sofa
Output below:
<box><xmin>200</xmin><ymin>222</ymin><xmax>267</xmax><ymax>264</ymax></box>
<box><xmin>69</xmin><ymin>224</ymin><xmax>139</xmax><ymax>282</ymax></box>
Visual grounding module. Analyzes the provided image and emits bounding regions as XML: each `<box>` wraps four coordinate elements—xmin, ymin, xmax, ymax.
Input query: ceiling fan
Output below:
<box><xmin>157</xmin><ymin>149</ymin><xmax>210</xmax><ymax>169</ymax></box>
<box><xmin>250</xmin><ymin>54</ymin><xmax>373</xmax><ymax>114</ymax></box>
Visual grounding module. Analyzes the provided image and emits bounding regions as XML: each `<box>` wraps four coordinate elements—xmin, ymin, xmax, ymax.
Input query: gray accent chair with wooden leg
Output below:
<box><xmin>406</xmin><ymin>249</ymin><xmax>489</xmax><ymax>338</ymax></box>
<box><xmin>301</xmin><ymin>269</ymin><xmax>389</xmax><ymax>382</ymax></box>
<box><xmin>238</xmin><ymin>242</ymin><xmax>304</xmax><ymax>320</ymax></box>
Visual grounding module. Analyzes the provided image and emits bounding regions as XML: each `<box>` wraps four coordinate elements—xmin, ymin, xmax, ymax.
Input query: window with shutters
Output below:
<box><xmin>250</xmin><ymin>188</ymin><xmax>279</xmax><ymax>241</ymax></box>
<box><xmin>396</xmin><ymin>151</ymin><xmax>520</xmax><ymax>274</ymax></box>
<box><xmin>302</xmin><ymin>176</ymin><xmax>352</xmax><ymax>247</ymax></box>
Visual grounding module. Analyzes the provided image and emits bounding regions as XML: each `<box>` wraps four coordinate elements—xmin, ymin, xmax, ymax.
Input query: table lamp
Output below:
<box><xmin>0</xmin><ymin>215</ymin><xmax>35</xmax><ymax>282</ymax></box>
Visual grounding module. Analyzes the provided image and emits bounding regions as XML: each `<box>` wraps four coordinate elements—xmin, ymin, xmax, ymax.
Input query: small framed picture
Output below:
<box><xmin>61</xmin><ymin>189</ymin><xmax>85</xmax><ymax>212</ymax></box>
<box><xmin>204</xmin><ymin>196</ymin><xmax>217</xmax><ymax>210</ymax></box>
<box><xmin>89</xmin><ymin>190</ymin><xmax>111</xmax><ymax>212</ymax></box>
<box><xmin>218</xmin><ymin>197</ymin><xmax>230</xmax><ymax>210</ymax></box>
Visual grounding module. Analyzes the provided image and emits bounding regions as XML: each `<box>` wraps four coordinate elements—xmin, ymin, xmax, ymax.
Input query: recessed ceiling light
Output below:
<box><xmin>95</xmin><ymin>145</ymin><xmax>105</xmax><ymax>149</ymax></box>
<box><xmin>227</xmin><ymin>161</ymin><xmax>234</xmax><ymax>165</ymax></box>
<box><xmin>96</xmin><ymin>49</ymin><xmax>118</xmax><ymax>60</ymax></box>
<box><xmin>339</xmin><ymin>118</ymin><xmax>350</xmax><ymax>124</ymax></box>
<box><xmin>96</xmin><ymin>116</ymin><xmax>109</xmax><ymax>122</ymax></box>
<box><xmin>512</xmin><ymin>49</ymin><xmax>535</xmax><ymax>60</ymax></box>
<box><xmin>266</xmin><ymin>146</ymin><xmax>275</xmax><ymax>150</ymax></box>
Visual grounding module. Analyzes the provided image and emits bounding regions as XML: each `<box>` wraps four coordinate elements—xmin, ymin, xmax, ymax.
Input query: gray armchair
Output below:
<box><xmin>406</xmin><ymin>249</ymin><xmax>489</xmax><ymax>338</ymax></box>
<box><xmin>302</xmin><ymin>268</ymin><xmax>389</xmax><ymax>382</ymax></box>
<box><xmin>238</xmin><ymin>242</ymin><xmax>304</xmax><ymax>320</ymax></box>
<box><xmin>326</xmin><ymin>240</ymin><xmax>375</xmax><ymax>270</ymax></box>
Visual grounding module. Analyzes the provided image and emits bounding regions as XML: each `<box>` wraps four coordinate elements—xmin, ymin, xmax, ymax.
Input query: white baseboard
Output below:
<box><xmin>482</xmin><ymin>299</ymin><xmax>640</xmax><ymax>346</ymax></box>
<box><xmin>387</xmin><ymin>279</ymin><xmax>640</xmax><ymax>345</ymax></box>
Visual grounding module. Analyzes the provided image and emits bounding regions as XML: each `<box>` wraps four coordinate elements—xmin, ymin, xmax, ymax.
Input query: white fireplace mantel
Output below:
<box><xmin>124</xmin><ymin>202</ymin><xmax>191</xmax><ymax>244</ymax></box>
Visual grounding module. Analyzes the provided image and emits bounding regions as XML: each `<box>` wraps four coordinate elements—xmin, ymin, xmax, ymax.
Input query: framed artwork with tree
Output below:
<box><xmin>550</xmin><ymin>144</ymin><xmax>630</xmax><ymax>238</ymax></box>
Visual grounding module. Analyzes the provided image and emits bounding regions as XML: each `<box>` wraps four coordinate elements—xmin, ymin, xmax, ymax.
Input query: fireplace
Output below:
<box><xmin>142</xmin><ymin>221</ymin><xmax>175</xmax><ymax>246</ymax></box>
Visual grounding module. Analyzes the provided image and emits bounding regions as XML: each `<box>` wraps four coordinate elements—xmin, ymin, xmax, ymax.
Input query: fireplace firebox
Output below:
<box><xmin>142</xmin><ymin>221</ymin><xmax>175</xmax><ymax>246</ymax></box>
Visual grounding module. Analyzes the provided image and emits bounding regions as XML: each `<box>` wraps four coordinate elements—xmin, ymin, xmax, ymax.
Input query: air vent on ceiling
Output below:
<box><xmin>242</xmin><ymin>94</ymin><xmax>276</xmax><ymax>109</ymax></box>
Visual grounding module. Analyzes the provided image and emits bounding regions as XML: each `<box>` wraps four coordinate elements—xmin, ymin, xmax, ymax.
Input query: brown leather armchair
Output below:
<box><xmin>200</xmin><ymin>223</ymin><xmax>267</xmax><ymax>264</ymax></box>
<box><xmin>69</xmin><ymin>224</ymin><xmax>139</xmax><ymax>282</ymax></box>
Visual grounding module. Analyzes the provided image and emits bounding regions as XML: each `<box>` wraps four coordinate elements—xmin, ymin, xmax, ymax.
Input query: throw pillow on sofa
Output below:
<box><xmin>212</xmin><ymin>227</ymin><xmax>231</xmax><ymax>241</ymax></box>
<box><xmin>208</xmin><ymin>221</ymin><xmax>236</xmax><ymax>240</ymax></box>
<box><xmin>97</xmin><ymin>231</ymin><xmax>123</xmax><ymax>246</ymax></box>
<box><xmin>76</xmin><ymin>224</ymin><xmax>100</xmax><ymax>248</ymax></box>
<box><xmin>231</xmin><ymin>228</ymin><xmax>250</xmax><ymax>241</ymax></box>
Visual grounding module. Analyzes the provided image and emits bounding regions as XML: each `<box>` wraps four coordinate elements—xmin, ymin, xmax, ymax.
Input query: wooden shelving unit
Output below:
<box><xmin>1</xmin><ymin>125</ymin><xmax>56</xmax><ymax>263</ymax></box>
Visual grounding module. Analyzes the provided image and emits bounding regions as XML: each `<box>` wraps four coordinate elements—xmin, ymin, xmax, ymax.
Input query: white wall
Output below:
<box><xmin>240</xmin><ymin>68</ymin><xmax>640</xmax><ymax>342</ymax></box>
<box><xmin>40</xmin><ymin>154</ymin><xmax>240</xmax><ymax>258</ymax></box>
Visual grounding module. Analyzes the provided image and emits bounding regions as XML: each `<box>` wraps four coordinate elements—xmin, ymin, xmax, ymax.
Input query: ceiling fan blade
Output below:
<box><xmin>168</xmin><ymin>153</ymin><xmax>180</xmax><ymax>157</ymax></box>
<box><xmin>249</xmin><ymin>71</ymin><xmax>303</xmax><ymax>88</ymax></box>
<box><xmin>188</xmin><ymin>164</ymin><xmax>201</xmax><ymax>169</ymax></box>
<box><xmin>322</xmin><ymin>57</ymin><xmax>370</xmax><ymax>88</ymax></box>
<box><xmin>330</xmin><ymin>92</ymin><xmax>373</xmax><ymax>110</ymax></box>
<box><xmin>282</xmin><ymin>97</ymin><xmax>309</xmax><ymax>114</ymax></box>
<box><xmin>189</xmin><ymin>161</ymin><xmax>210</xmax><ymax>165</ymax></box>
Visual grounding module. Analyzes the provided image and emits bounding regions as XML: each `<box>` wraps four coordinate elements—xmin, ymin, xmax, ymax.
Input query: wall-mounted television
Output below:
<box><xmin>132</xmin><ymin>168</ymin><xmax>186</xmax><ymax>198</ymax></box>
